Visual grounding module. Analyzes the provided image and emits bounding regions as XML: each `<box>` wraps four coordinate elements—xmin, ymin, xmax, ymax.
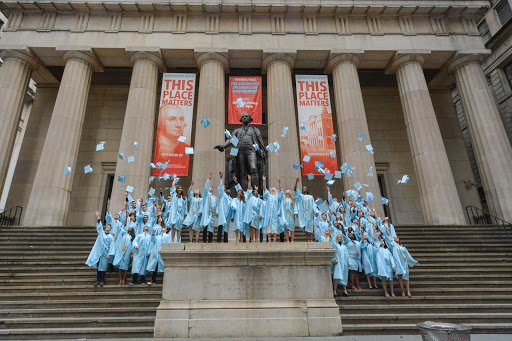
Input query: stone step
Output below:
<box><xmin>0</xmin><ymin>316</ymin><xmax>156</xmax><ymax>329</ymax></box>
<box><xmin>0</xmin><ymin>307</ymin><xmax>157</xmax><ymax>319</ymax></box>
<box><xmin>0</xmin><ymin>298</ymin><xmax>161</xmax><ymax>309</ymax></box>
<box><xmin>340</xmin><ymin>322</ymin><xmax>512</xmax><ymax>335</ymax></box>
<box><xmin>0</xmin><ymin>326</ymin><xmax>154</xmax><ymax>340</ymax></box>
<box><xmin>333</xmin><ymin>287</ymin><xmax>512</xmax><ymax>297</ymax></box>
<box><xmin>0</xmin><ymin>284</ymin><xmax>163</xmax><ymax>293</ymax></box>
<box><xmin>340</xmin><ymin>280</ymin><xmax>510</xmax><ymax>289</ymax></box>
<box><xmin>0</xmin><ymin>291</ymin><xmax>162</xmax><ymax>301</ymax></box>
<box><xmin>340</xmin><ymin>303</ymin><xmax>512</xmax><ymax>314</ymax></box>
<box><xmin>341</xmin><ymin>312</ymin><xmax>512</xmax><ymax>324</ymax></box>
<box><xmin>336</xmin><ymin>294</ymin><xmax>512</xmax><ymax>305</ymax></box>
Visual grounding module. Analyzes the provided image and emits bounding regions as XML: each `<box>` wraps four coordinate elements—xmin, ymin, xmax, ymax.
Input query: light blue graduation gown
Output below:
<box><xmin>183</xmin><ymin>193</ymin><xmax>203</xmax><ymax>231</ymax></box>
<box><xmin>361</xmin><ymin>233</ymin><xmax>375</xmax><ymax>276</ymax></box>
<box><xmin>146</xmin><ymin>232</ymin><xmax>174</xmax><ymax>272</ymax></box>
<box><xmin>200</xmin><ymin>180</ymin><xmax>218</xmax><ymax>232</ymax></box>
<box><xmin>113</xmin><ymin>227</ymin><xmax>132</xmax><ymax>271</ymax></box>
<box><xmin>243</xmin><ymin>190</ymin><xmax>262</xmax><ymax>229</ymax></box>
<box><xmin>131</xmin><ymin>232</ymin><xmax>152</xmax><ymax>275</ymax></box>
<box><xmin>395</xmin><ymin>244</ymin><xmax>417</xmax><ymax>280</ymax></box>
<box><xmin>85</xmin><ymin>220</ymin><xmax>115</xmax><ymax>271</ymax></box>
<box><xmin>330</xmin><ymin>229</ymin><xmax>349</xmax><ymax>286</ymax></box>
<box><xmin>376</xmin><ymin>246</ymin><xmax>395</xmax><ymax>280</ymax></box>
<box><xmin>341</xmin><ymin>232</ymin><xmax>364</xmax><ymax>272</ymax></box>
<box><xmin>166</xmin><ymin>187</ymin><xmax>188</xmax><ymax>230</ymax></box>
<box><xmin>217</xmin><ymin>184</ymin><xmax>233</xmax><ymax>232</ymax></box>
<box><xmin>283</xmin><ymin>197</ymin><xmax>298</xmax><ymax>232</ymax></box>
<box><xmin>230</xmin><ymin>198</ymin><xmax>246</xmax><ymax>232</ymax></box>
<box><xmin>261</xmin><ymin>189</ymin><xmax>285</xmax><ymax>233</ymax></box>
<box><xmin>294</xmin><ymin>189</ymin><xmax>318</xmax><ymax>233</ymax></box>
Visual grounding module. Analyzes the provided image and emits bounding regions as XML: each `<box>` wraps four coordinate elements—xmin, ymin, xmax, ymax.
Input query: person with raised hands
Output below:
<box><xmin>217</xmin><ymin>172</ymin><xmax>233</xmax><ymax>243</ymax></box>
<box><xmin>282</xmin><ymin>188</ymin><xmax>298</xmax><ymax>242</ymax></box>
<box><xmin>199</xmin><ymin>173</ymin><xmax>219</xmax><ymax>243</ymax></box>
<box><xmin>243</xmin><ymin>174</ymin><xmax>263</xmax><ymax>243</ymax></box>
<box><xmin>261</xmin><ymin>176</ymin><xmax>285</xmax><ymax>243</ymax></box>
<box><xmin>230</xmin><ymin>176</ymin><xmax>246</xmax><ymax>245</ymax></box>
<box><xmin>182</xmin><ymin>180</ymin><xmax>202</xmax><ymax>243</ymax></box>
<box><xmin>86</xmin><ymin>211</ymin><xmax>116</xmax><ymax>287</ymax></box>
<box><xmin>165</xmin><ymin>177</ymin><xmax>188</xmax><ymax>243</ymax></box>
<box><xmin>294</xmin><ymin>177</ymin><xmax>319</xmax><ymax>242</ymax></box>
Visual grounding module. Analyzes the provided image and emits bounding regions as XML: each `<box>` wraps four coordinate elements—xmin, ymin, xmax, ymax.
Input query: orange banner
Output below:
<box><xmin>228</xmin><ymin>76</ymin><xmax>262</xmax><ymax>124</ymax></box>
<box><xmin>295</xmin><ymin>75</ymin><xmax>338</xmax><ymax>176</ymax></box>
<box><xmin>154</xmin><ymin>73</ymin><xmax>196</xmax><ymax>176</ymax></box>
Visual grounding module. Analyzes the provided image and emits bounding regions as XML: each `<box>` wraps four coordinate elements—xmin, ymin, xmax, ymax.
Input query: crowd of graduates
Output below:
<box><xmin>86</xmin><ymin>172</ymin><xmax>419</xmax><ymax>298</ymax></box>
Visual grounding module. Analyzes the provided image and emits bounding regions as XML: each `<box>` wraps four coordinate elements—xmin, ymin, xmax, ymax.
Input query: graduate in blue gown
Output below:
<box><xmin>113</xmin><ymin>223</ymin><xmax>135</xmax><ymax>285</ymax></box>
<box><xmin>166</xmin><ymin>177</ymin><xmax>188</xmax><ymax>243</ymax></box>
<box><xmin>329</xmin><ymin>230</ymin><xmax>350</xmax><ymax>297</ymax></box>
<box><xmin>243</xmin><ymin>174</ymin><xmax>263</xmax><ymax>243</ymax></box>
<box><xmin>293</xmin><ymin>177</ymin><xmax>319</xmax><ymax>242</ymax></box>
<box><xmin>375</xmin><ymin>238</ymin><xmax>396</xmax><ymax>297</ymax></box>
<box><xmin>230</xmin><ymin>177</ymin><xmax>246</xmax><ymax>245</ymax></box>
<box><xmin>86</xmin><ymin>211</ymin><xmax>116</xmax><ymax>287</ymax></box>
<box><xmin>146</xmin><ymin>226</ymin><xmax>175</xmax><ymax>285</ymax></box>
<box><xmin>131</xmin><ymin>225</ymin><xmax>152</xmax><ymax>285</ymax></box>
<box><xmin>393</xmin><ymin>237</ymin><xmax>419</xmax><ymax>297</ymax></box>
<box><xmin>217</xmin><ymin>172</ymin><xmax>232</xmax><ymax>243</ymax></box>
<box><xmin>283</xmin><ymin>189</ymin><xmax>298</xmax><ymax>242</ymax></box>
<box><xmin>183</xmin><ymin>180</ymin><xmax>203</xmax><ymax>243</ymax></box>
<box><xmin>199</xmin><ymin>173</ymin><xmax>218</xmax><ymax>243</ymax></box>
<box><xmin>340</xmin><ymin>229</ymin><xmax>366</xmax><ymax>290</ymax></box>
<box><xmin>261</xmin><ymin>176</ymin><xmax>285</xmax><ymax>243</ymax></box>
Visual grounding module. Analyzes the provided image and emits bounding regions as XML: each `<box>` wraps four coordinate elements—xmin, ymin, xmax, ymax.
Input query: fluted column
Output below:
<box><xmin>448</xmin><ymin>53</ymin><xmax>512</xmax><ymax>222</ymax></box>
<box><xmin>191</xmin><ymin>49</ymin><xmax>228</xmax><ymax>183</ymax></box>
<box><xmin>263</xmin><ymin>50</ymin><xmax>301</xmax><ymax>190</ymax></box>
<box><xmin>110</xmin><ymin>48</ymin><xmax>165</xmax><ymax>213</ymax></box>
<box><xmin>24</xmin><ymin>48</ymin><xmax>100</xmax><ymax>226</ymax></box>
<box><xmin>325</xmin><ymin>51</ymin><xmax>384</xmax><ymax>218</ymax></box>
<box><xmin>0</xmin><ymin>47</ymin><xmax>38</xmax><ymax>195</ymax></box>
<box><xmin>389</xmin><ymin>52</ymin><xmax>465</xmax><ymax>225</ymax></box>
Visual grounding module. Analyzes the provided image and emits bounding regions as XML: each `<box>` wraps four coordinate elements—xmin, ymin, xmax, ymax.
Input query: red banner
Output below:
<box><xmin>228</xmin><ymin>76</ymin><xmax>262</xmax><ymax>124</ymax></box>
<box><xmin>154</xmin><ymin>73</ymin><xmax>196</xmax><ymax>176</ymax></box>
<box><xmin>295</xmin><ymin>75</ymin><xmax>338</xmax><ymax>176</ymax></box>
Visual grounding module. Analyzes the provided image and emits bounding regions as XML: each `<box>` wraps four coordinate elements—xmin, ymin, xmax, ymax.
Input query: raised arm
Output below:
<box><xmin>293</xmin><ymin>177</ymin><xmax>300</xmax><ymax>192</ymax></box>
<box><xmin>247</xmin><ymin>174</ymin><xmax>252</xmax><ymax>190</ymax></box>
<box><xmin>277</xmin><ymin>176</ymin><xmax>282</xmax><ymax>191</ymax></box>
<box><xmin>262</xmin><ymin>175</ymin><xmax>267</xmax><ymax>190</ymax></box>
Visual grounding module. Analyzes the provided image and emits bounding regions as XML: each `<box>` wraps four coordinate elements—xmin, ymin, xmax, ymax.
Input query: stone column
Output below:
<box><xmin>110</xmin><ymin>48</ymin><xmax>165</xmax><ymax>213</ymax></box>
<box><xmin>0</xmin><ymin>47</ymin><xmax>38</xmax><ymax>195</ymax></box>
<box><xmin>447</xmin><ymin>53</ymin><xmax>512</xmax><ymax>222</ymax></box>
<box><xmin>389</xmin><ymin>52</ymin><xmax>465</xmax><ymax>225</ymax></box>
<box><xmin>263</xmin><ymin>50</ymin><xmax>301</xmax><ymax>190</ymax></box>
<box><xmin>325</xmin><ymin>50</ymin><xmax>384</xmax><ymax>218</ymax></box>
<box><xmin>191</xmin><ymin>49</ymin><xmax>228</xmax><ymax>184</ymax></box>
<box><xmin>24</xmin><ymin>48</ymin><xmax>100</xmax><ymax>226</ymax></box>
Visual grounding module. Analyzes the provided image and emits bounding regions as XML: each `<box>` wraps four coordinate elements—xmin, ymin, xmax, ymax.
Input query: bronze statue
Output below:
<box><xmin>214</xmin><ymin>112</ymin><xmax>267</xmax><ymax>191</ymax></box>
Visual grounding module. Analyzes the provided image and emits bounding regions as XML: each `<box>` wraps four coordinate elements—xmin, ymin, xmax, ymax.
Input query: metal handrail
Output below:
<box><xmin>465</xmin><ymin>205</ymin><xmax>512</xmax><ymax>244</ymax></box>
<box><xmin>0</xmin><ymin>205</ymin><xmax>23</xmax><ymax>227</ymax></box>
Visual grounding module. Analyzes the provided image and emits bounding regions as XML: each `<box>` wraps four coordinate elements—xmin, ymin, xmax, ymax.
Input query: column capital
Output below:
<box><xmin>385</xmin><ymin>49</ymin><xmax>431</xmax><ymax>74</ymax></box>
<box><xmin>324</xmin><ymin>49</ymin><xmax>364</xmax><ymax>74</ymax></box>
<box><xmin>262</xmin><ymin>49</ymin><xmax>296</xmax><ymax>72</ymax></box>
<box><xmin>194</xmin><ymin>48</ymin><xmax>229</xmax><ymax>72</ymax></box>
<box><xmin>56</xmin><ymin>47</ymin><xmax>103</xmax><ymax>72</ymax></box>
<box><xmin>443</xmin><ymin>50</ymin><xmax>491</xmax><ymax>74</ymax></box>
<box><xmin>126</xmin><ymin>47</ymin><xmax>166</xmax><ymax>72</ymax></box>
<box><xmin>0</xmin><ymin>46</ymin><xmax>40</xmax><ymax>71</ymax></box>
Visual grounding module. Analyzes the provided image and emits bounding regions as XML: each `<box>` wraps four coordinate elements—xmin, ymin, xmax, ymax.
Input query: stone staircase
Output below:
<box><xmin>0</xmin><ymin>224</ymin><xmax>511</xmax><ymax>339</ymax></box>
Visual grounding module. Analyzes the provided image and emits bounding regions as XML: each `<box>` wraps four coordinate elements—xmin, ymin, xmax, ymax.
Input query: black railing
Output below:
<box><xmin>465</xmin><ymin>205</ymin><xmax>512</xmax><ymax>244</ymax></box>
<box><xmin>0</xmin><ymin>206</ymin><xmax>23</xmax><ymax>227</ymax></box>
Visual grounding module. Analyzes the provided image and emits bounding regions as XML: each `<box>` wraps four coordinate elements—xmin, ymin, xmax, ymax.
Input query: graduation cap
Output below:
<box><xmin>149</xmin><ymin>176</ymin><xmax>155</xmax><ymax>184</ymax></box>
<box><xmin>381</xmin><ymin>197</ymin><xmax>389</xmax><ymax>205</ymax></box>
<box><xmin>315</xmin><ymin>199</ymin><xmax>329</xmax><ymax>213</ymax></box>
<box><xmin>235</xmin><ymin>183</ymin><xmax>242</xmax><ymax>191</ymax></box>
<box><xmin>253</xmin><ymin>144</ymin><xmax>259</xmax><ymax>151</ymax></box>
<box><xmin>366</xmin><ymin>192</ymin><xmax>374</xmax><ymax>201</ymax></box>
<box><xmin>148</xmin><ymin>187</ymin><xmax>155</xmax><ymax>197</ymax></box>
<box><xmin>346</xmin><ymin>189</ymin><xmax>358</xmax><ymax>198</ymax></box>
<box><xmin>230</xmin><ymin>136</ymin><xmax>239</xmax><ymax>147</ymax></box>
<box><xmin>347</xmin><ymin>170</ymin><xmax>353</xmax><ymax>177</ymax></box>
<box><xmin>118</xmin><ymin>153</ymin><xmax>124</xmax><ymax>160</ymax></box>
<box><xmin>178</xmin><ymin>136</ymin><xmax>187</xmax><ymax>143</ymax></box>
<box><xmin>368</xmin><ymin>166</ymin><xmax>374</xmax><ymax>177</ymax></box>
<box><xmin>162</xmin><ymin>173</ymin><xmax>171</xmax><ymax>180</ymax></box>
<box><xmin>398</xmin><ymin>175</ymin><xmax>409</xmax><ymax>184</ymax></box>
<box><xmin>96</xmin><ymin>142</ymin><xmax>105</xmax><ymax>151</ymax></box>
<box><xmin>162</xmin><ymin>161</ymin><xmax>169</xmax><ymax>170</ymax></box>
<box><xmin>358</xmin><ymin>133</ymin><xmax>365</xmax><ymax>141</ymax></box>
<box><xmin>118</xmin><ymin>176</ymin><xmax>125</xmax><ymax>183</ymax></box>
<box><xmin>303</xmin><ymin>155</ymin><xmax>311</xmax><ymax>163</ymax></box>
<box><xmin>327</xmin><ymin>180</ymin><xmax>335</xmax><ymax>186</ymax></box>
<box><xmin>175</xmin><ymin>177</ymin><xmax>180</xmax><ymax>185</ymax></box>
<box><xmin>126</xmin><ymin>185</ymin><xmax>134</xmax><ymax>193</ymax></box>
<box><xmin>282</xmin><ymin>126</ymin><xmax>288</xmax><ymax>137</ymax></box>
<box><xmin>330</xmin><ymin>152</ymin><xmax>335</xmax><ymax>158</ymax></box>
<box><xmin>134</xmin><ymin>141</ymin><xmax>138</xmax><ymax>148</ymax></box>
<box><xmin>149</xmin><ymin>163</ymin><xmax>156</xmax><ymax>169</ymax></box>
<box><xmin>356</xmin><ymin>195</ymin><xmax>364</xmax><ymax>205</ymax></box>
<box><xmin>332</xmin><ymin>134</ymin><xmax>337</xmax><ymax>141</ymax></box>
<box><xmin>293</xmin><ymin>162</ymin><xmax>301</xmax><ymax>170</ymax></box>
<box><xmin>185</xmin><ymin>147</ymin><xmax>194</xmax><ymax>155</ymax></box>
<box><xmin>273</xmin><ymin>141</ymin><xmax>280</xmax><ymax>153</ymax></box>
<box><xmin>307</xmin><ymin>173</ymin><xmax>314</xmax><ymax>180</ymax></box>
<box><xmin>365</xmin><ymin>144</ymin><xmax>374</xmax><ymax>153</ymax></box>
<box><xmin>300</xmin><ymin>124</ymin><xmax>306</xmax><ymax>131</ymax></box>
<box><xmin>335</xmin><ymin>171</ymin><xmax>342</xmax><ymax>179</ymax></box>
<box><xmin>230</xmin><ymin>148</ymin><xmax>239</xmax><ymax>156</ymax></box>
<box><xmin>84</xmin><ymin>165</ymin><xmax>93</xmax><ymax>174</ymax></box>
<box><xmin>324</xmin><ymin>173</ymin><xmax>333</xmax><ymax>181</ymax></box>
<box><xmin>354</xmin><ymin>182</ymin><xmax>363</xmax><ymax>191</ymax></box>
<box><xmin>225</xmin><ymin>129</ymin><xmax>231</xmax><ymax>139</ymax></box>
<box><xmin>200</xmin><ymin>117</ymin><xmax>211</xmax><ymax>128</ymax></box>
<box><xmin>127</xmin><ymin>155</ymin><xmax>134</xmax><ymax>163</ymax></box>
<box><xmin>341</xmin><ymin>163</ymin><xmax>352</xmax><ymax>173</ymax></box>
<box><xmin>266</xmin><ymin>143</ymin><xmax>274</xmax><ymax>152</ymax></box>
<box><xmin>63</xmin><ymin>166</ymin><xmax>72</xmax><ymax>175</ymax></box>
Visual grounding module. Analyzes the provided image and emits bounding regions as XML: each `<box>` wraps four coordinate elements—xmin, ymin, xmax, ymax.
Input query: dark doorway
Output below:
<box><xmin>101</xmin><ymin>174</ymin><xmax>115</xmax><ymax>220</ymax></box>
<box><xmin>377</xmin><ymin>174</ymin><xmax>391</xmax><ymax>220</ymax></box>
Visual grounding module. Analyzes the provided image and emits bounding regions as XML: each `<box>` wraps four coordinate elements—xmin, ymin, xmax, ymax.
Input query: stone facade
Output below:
<box><xmin>1</xmin><ymin>0</ymin><xmax>510</xmax><ymax>225</ymax></box>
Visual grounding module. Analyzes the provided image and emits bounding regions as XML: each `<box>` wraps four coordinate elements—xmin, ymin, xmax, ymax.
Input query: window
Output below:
<box><xmin>478</xmin><ymin>20</ymin><xmax>491</xmax><ymax>44</ymax></box>
<box><xmin>496</xmin><ymin>0</ymin><xmax>512</xmax><ymax>26</ymax></box>
<box><xmin>504</xmin><ymin>61</ymin><xmax>512</xmax><ymax>90</ymax></box>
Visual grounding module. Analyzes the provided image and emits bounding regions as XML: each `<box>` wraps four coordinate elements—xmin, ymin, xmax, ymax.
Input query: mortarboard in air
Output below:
<box><xmin>148</xmin><ymin>187</ymin><xmax>155</xmax><ymax>197</ymax></box>
<box><xmin>149</xmin><ymin>176</ymin><xmax>155</xmax><ymax>184</ymax></box>
<box><xmin>381</xmin><ymin>197</ymin><xmax>389</xmax><ymax>205</ymax></box>
<box><xmin>335</xmin><ymin>171</ymin><xmax>342</xmax><ymax>179</ymax></box>
<box><xmin>84</xmin><ymin>165</ymin><xmax>93</xmax><ymax>174</ymax></box>
<box><xmin>235</xmin><ymin>183</ymin><xmax>242</xmax><ymax>191</ymax></box>
<box><xmin>398</xmin><ymin>174</ymin><xmax>409</xmax><ymax>184</ymax></box>
<box><xmin>293</xmin><ymin>162</ymin><xmax>301</xmax><ymax>170</ymax></box>
<box><xmin>368</xmin><ymin>166</ymin><xmax>374</xmax><ymax>177</ymax></box>
<box><xmin>330</xmin><ymin>151</ymin><xmax>335</xmax><ymax>158</ymax></box>
<box><xmin>171</xmin><ymin>173</ymin><xmax>177</xmax><ymax>180</ymax></box>
<box><xmin>118</xmin><ymin>176</ymin><xmax>125</xmax><ymax>183</ymax></box>
<box><xmin>282</xmin><ymin>126</ymin><xmax>288</xmax><ymax>137</ymax></box>
<box><xmin>300</xmin><ymin>124</ymin><xmax>306</xmax><ymax>131</ymax></box>
<box><xmin>315</xmin><ymin>199</ymin><xmax>329</xmax><ymax>213</ymax></box>
<box><xmin>118</xmin><ymin>153</ymin><xmax>124</xmax><ymax>160</ymax></box>
<box><xmin>96</xmin><ymin>142</ymin><xmax>105</xmax><ymax>151</ymax></box>
<box><xmin>162</xmin><ymin>161</ymin><xmax>169</xmax><ymax>170</ymax></box>
<box><xmin>332</xmin><ymin>134</ymin><xmax>337</xmax><ymax>141</ymax></box>
<box><xmin>134</xmin><ymin>141</ymin><xmax>138</xmax><ymax>148</ymax></box>
<box><xmin>303</xmin><ymin>155</ymin><xmax>311</xmax><ymax>163</ymax></box>
<box><xmin>230</xmin><ymin>136</ymin><xmax>239</xmax><ymax>147</ymax></box>
<box><xmin>317</xmin><ymin>167</ymin><xmax>325</xmax><ymax>174</ymax></box>
<box><xmin>341</xmin><ymin>163</ymin><xmax>352</xmax><ymax>173</ymax></box>
<box><xmin>175</xmin><ymin>177</ymin><xmax>180</xmax><ymax>184</ymax></box>
<box><xmin>354</xmin><ymin>182</ymin><xmax>363</xmax><ymax>191</ymax></box>
<box><xmin>185</xmin><ymin>147</ymin><xmax>194</xmax><ymax>155</ymax></box>
<box><xmin>178</xmin><ymin>136</ymin><xmax>187</xmax><ymax>143</ymax></box>
<box><xmin>365</xmin><ymin>144</ymin><xmax>374</xmax><ymax>152</ymax></box>
<box><xmin>127</xmin><ymin>155</ymin><xmax>135</xmax><ymax>163</ymax></box>
<box><xmin>273</xmin><ymin>141</ymin><xmax>280</xmax><ymax>153</ymax></box>
<box><xmin>327</xmin><ymin>180</ymin><xmax>335</xmax><ymax>186</ymax></box>
<box><xmin>363</xmin><ymin>183</ymin><xmax>369</xmax><ymax>187</ymax></box>
<box><xmin>358</xmin><ymin>133</ymin><xmax>366</xmax><ymax>141</ymax></box>
<box><xmin>346</xmin><ymin>189</ymin><xmax>358</xmax><ymax>198</ymax></box>
<box><xmin>126</xmin><ymin>185</ymin><xmax>134</xmax><ymax>193</ymax></box>
<box><xmin>253</xmin><ymin>144</ymin><xmax>258</xmax><ymax>151</ymax></box>
<box><xmin>324</xmin><ymin>173</ymin><xmax>333</xmax><ymax>181</ymax></box>
<box><xmin>149</xmin><ymin>163</ymin><xmax>156</xmax><ymax>169</ymax></box>
<box><xmin>230</xmin><ymin>148</ymin><xmax>239</xmax><ymax>156</ymax></box>
<box><xmin>307</xmin><ymin>173</ymin><xmax>314</xmax><ymax>180</ymax></box>
<box><xmin>162</xmin><ymin>173</ymin><xmax>171</xmax><ymax>180</ymax></box>
<box><xmin>366</xmin><ymin>192</ymin><xmax>374</xmax><ymax>201</ymax></box>
<box><xmin>266</xmin><ymin>143</ymin><xmax>274</xmax><ymax>152</ymax></box>
<box><xmin>63</xmin><ymin>166</ymin><xmax>72</xmax><ymax>175</ymax></box>
<box><xmin>347</xmin><ymin>169</ymin><xmax>353</xmax><ymax>177</ymax></box>
<box><xmin>356</xmin><ymin>195</ymin><xmax>364</xmax><ymax>205</ymax></box>
<box><xmin>200</xmin><ymin>117</ymin><xmax>211</xmax><ymax>128</ymax></box>
<box><xmin>225</xmin><ymin>129</ymin><xmax>231</xmax><ymax>139</ymax></box>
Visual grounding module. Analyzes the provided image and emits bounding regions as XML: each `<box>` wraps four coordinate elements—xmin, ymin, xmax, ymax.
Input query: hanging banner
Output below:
<box><xmin>154</xmin><ymin>73</ymin><xmax>196</xmax><ymax>176</ymax></box>
<box><xmin>228</xmin><ymin>76</ymin><xmax>262</xmax><ymax>124</ymax></box>
<box><xmin>295</xmin><ymin>75</ymin><xmax>338</xmax><ymax>176</ymax></box>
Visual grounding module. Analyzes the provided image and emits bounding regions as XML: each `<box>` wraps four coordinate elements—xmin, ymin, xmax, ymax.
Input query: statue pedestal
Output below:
<box><xmin>153</xmin><ymin>243</ymin><xmax>342</xmax><ymax>338</ymax></box>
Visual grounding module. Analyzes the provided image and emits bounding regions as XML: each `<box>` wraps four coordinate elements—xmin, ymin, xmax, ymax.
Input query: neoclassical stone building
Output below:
<box><xmin>0</xmin><ymin>0</ymin><xmax>511</xmax><ymax>227</ymax></box>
